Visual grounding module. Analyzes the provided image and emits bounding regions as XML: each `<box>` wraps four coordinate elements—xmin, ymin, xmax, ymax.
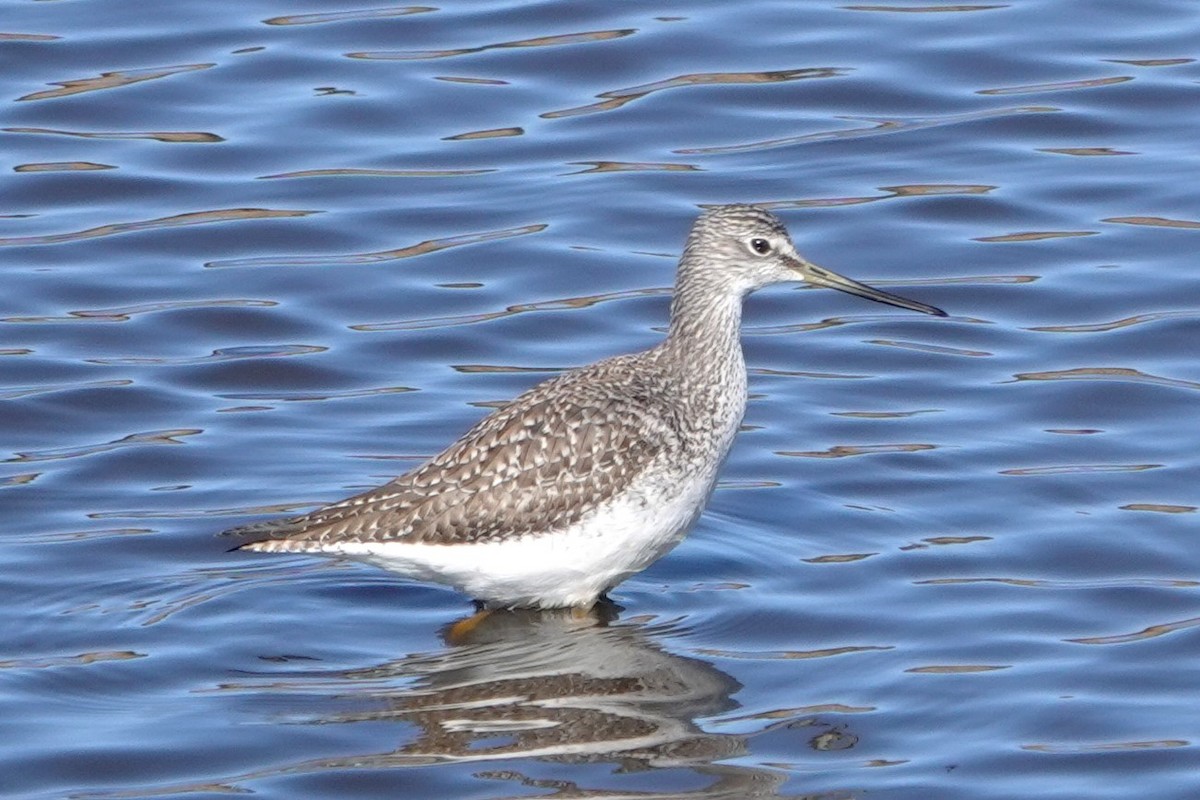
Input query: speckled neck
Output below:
<box><xmin>663</xmin><ymin>242</ymin><xmax>747</xmax><ymax>368</ymax></box>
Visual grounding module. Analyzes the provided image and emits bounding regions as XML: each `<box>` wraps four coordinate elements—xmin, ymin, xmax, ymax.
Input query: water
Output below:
<box><xmin>2</xmin><ymin>1</ymin><xmax>1198</xmax><ymax>797</ymax></box>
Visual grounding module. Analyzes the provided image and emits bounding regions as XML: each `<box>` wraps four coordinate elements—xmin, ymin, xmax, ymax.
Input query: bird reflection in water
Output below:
<box><xmin>221</xmin><ymin>604</ymin><xmax>860</xmax><ymax>798</ymax></box>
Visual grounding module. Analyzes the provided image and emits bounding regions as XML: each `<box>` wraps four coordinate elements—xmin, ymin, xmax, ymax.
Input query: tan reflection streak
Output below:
<box><xmin>978</xmin><ymin>76</ymin><xmax>1132</xmax><ymax>95</ymax></box>
<box><xmin>803</xmin><ymin>553</ymin><xmax>878</xmax><ymax>563</ymax></box>
<box><xmin>545</xmin><ymin>68</ymin><xmax>844</xmax><ymax>119</ymax></box>
<box><xmin>0</xmin><ymin>379</ymin><xmax>132</xmax><ymax>401</ymax></box>
<box><xmin>434</xmin><ymin>76</ymin><xmax>510</xmax><ymax>85</ymax></box>
<box><xmin>443</xmin><ymin>126</ymin><xmax>523</xmax><ymax>140</ymax></box>
<box><xmin>1106</xmin><ymin>58</ymin><xmax>1194</xmax><ymax>67</ymax></box>
<box><xmin>1038</xmin><ymin>147</ymin><xmax>1135</xmax><ymax>156</ymax></box>
<box><xmin>844</xmin><ymin>5</ymin><xmax>1007</xmax><ymax>11</ymax></box>
<box><xmin>350</xmin><ymin>28</ymin><xmax>634</xmax><ymax>59</ymax></box>
<box><xmin>452</xmin><ymin>364</ymin><xmax>560</xmax><ymax>374</ymax></box>
<box><xmin>218</xmin><ymin>386</ymin><xmax>415</xmax><ymax>402</ymax></box>
<box><xmin>1121</xmin><ymin>503</ymin><xmax>1197</xmax><ymax>514</ymax></box>
<box><xmin>922</xmin><ymin>536</ymin><xmax>991</xmax><ymax>545</ymax></box>
<box><xmin>696</xmin><ymin>645</ymin><xmax>893</xmax><ymax>660</ymax></box>
<box><xmin>974</xmin><ymin>230</ymin><xmax>1096</xmax><ymax>242</ymax></box>
<box><xmin>208</xmin><ymin>223</ymin><xmax>545</xmax><ymax>268</ymax></box>
<box><xmin>1028</xmin><ymin>309</ymin><xmax>1200</xmax><ymax>332</ymax></box>
<box><xmin>7</xmin><ymin>429</ymin><xmax>201</xmax><ymax>464</ymax></box>
<box><xmin>832</xmin><ymin>409</ymin><xmax>939</xmax><ymax>418</ymax></box>
<box><xmin>0</xmin><ymin>650</ymin><xmax>145</xmax><ymax>669</ymax></box>
<box><xmin>15</xmin><ymin>161</ymin><xmax>115</xmax><ymax>172</ymax></box>
<box><xmin>18</xmin><ymin>63</ymin><xmax>213</xmax><ymax>101</ymax></box>
<box><xmin>676</xmin><ymin>106</ymin><xmax>1057</xmax><ymax>154</ymax></box>
<box><xmin>778</xmin><ymin>443</ymin><xmax>935</xmax><ymax>458</ymax></box>
<box><xmin>0</xmin><ymin>32</ymin><xmax>61</xmax><ymax>41</ymax></box>
<box><xmin>354</xmin><ymin>287</ymin><xmax>667</xmax><ymax>332</ymax></box>
<box><xmin>1000</xmin><ymin>463</ymin><xmax>1160</xmax><ymax>476</ymax></box>
<box><xmin>4</xmin><ymin>299</ymin><xmax>275</xmax><ymax>323</ymax></box>
<box><xmin>1023</xmin><ymin>740</ymin><xmax>1188</xmax><ymax>753</ymax></box>
<box><xmin>919</xmin><ymin>576</ymin><xmax>1200</xmax><ymax>588</ymax></box>
<box><xmin>0</xmin><ymin>208</ymin><xmax>311</xmax><ymax>247</ymax></box>
<box><xmin>3</xmin><ymin>127</ymin><xmax>223</xmax><ymax>142</ymax></box>
<box><xmin>259</xmin><ymin>167</ymin><xmax>495</xmax><ymax>179</ymax></box>
<box><xmin>564</xmin><ymin>161</ymin><xmax>701</xmax><ymax>174</ymax></box>
<box><xmin>758</xmin><ymin>184</ymin><xmax>996</xmax><ymax>210</ymax></box>
<box><xmin>1012</xmin><ymin>367</ymin><xmax>1200</xmax><ymax>391</ymax></box>
<box><xmin>906</xmin><ymin>665</ymin><xmax>1009</xmax><ymax>673</ymax></box>
<box><xmin>1069</xmin><ymin>616</ymin><xmax>1200</xmax><ymax>645</ymax></box>
<box><xmin>88</xmin><ymin>345</ymin><xmax>325</xmax><ymax>366</ymax></box>
<box><xmin>264</xmin><ymin>6</ymin><xmax>436</xmax><ymax>25</ymax></box>
<box><xmin>1104</xmin><ymin>215</ymin><xmax>1200</xmax><ymax>229</ymax></box>
<box><xmin>868</xmin><ymin>339</ymin><xmax>990</xmax><ymax>356</ymax></box>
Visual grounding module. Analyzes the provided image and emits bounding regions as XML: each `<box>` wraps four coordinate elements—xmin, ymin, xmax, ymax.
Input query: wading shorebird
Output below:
<box><xmin>229</xmin><ymin>205</ymin><xmax>946</xmax><ymax>609</ymax></box>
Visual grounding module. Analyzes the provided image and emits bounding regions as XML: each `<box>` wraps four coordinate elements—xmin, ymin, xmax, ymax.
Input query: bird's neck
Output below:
<box><xmin>663</xmin><ymin>252</ymin><xmax>748</xmax><ymax>374</ymax></box>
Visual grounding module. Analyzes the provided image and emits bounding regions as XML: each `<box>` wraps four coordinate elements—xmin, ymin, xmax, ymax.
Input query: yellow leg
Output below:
<box><xmin>445</xmin><ymin>608</ymin><xmax>493</xmax><ymax>644</ymax></box>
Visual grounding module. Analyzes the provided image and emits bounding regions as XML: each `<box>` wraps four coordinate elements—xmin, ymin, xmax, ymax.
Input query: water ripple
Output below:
<box><xmin>0</xmin><ymin>379</ymin><xmax>132</xmax><ymax>401</ymax></box>
<box><xmin>845</xmin><ymin>4</ymin><xmax>1008</xmax><ymax>12</ymax></box>
<box><xmin>867</xmin><ymin>339</ymin><xmax>991</xmax><ymax>357</ymax></box>
<box><xmin>218</xmin><ymin>386</ymin><xmax>415</xmax><ymax>403</ymax></box>
<box><xmin>1027</xmin><ymin>309</ymin><xmax>1200</xmax><ymax>333</ymax></box>
<box><xmin>677</xmin><ymin>106</ymin><xmax>1057</xmax><ymax>155</ymax></box>
<box><xmin>1023</xmin><ymin>740</ymin><xmax>1189</xmax><ymax>754</ymax></box>
<box><xmin>87</xmin><ymin>345</ymin><xmax>326</xmax><ymax>366</ymax></box>
<box><xmin>0</xmin><ymin>651</ymin><xmax>145</xmax><ymax>669</ymax></box>
<box><xmin>353</xmin><ymin>287</ymin><xmax>666</xmax><ymax>332</ymax></box>
<box><xmin>918</xmin><ymin>577</ymin><xmax>1200</xmax><ymax>588</ymax></box>
<box><xmin>263</xmin><ymin>6</ymin><xmax>436</xmax><ymax>26</ymax></box>
<box><xmin>975</xmin><ymin>230</ymin><xmax>1096</xmax><ymax>242</ymax></box>
<box><xmin>1011</xmin><ymin>367</ymin><xmax>1200</xmax><ymax>392</ymax></box>
<box><xmin>350</xmin><ymin>28</ymin><xmax>634</xmax><ymax>61</ymax></box>
<box><xmin>694</xmin><ymin>645</ymin><xmax>893</xmax><ymax>660</ymax></box>
<box><xmin>17</xmin><ymin>63</ymin><xmax>213</xmax><ymax>102</ymax></box>
<box><xmin>544</xmin><ymin>68</ymin><xmax>846</xmax><ymax>119</ymax></box>
<box><xmin>1120</xmin><ymin>503</ymin><xmax>1196</xmax><ymax>514</ymax></box>
<box><xmin>205</xmin><ymin>223</ymin><xmax>544</xmax><ymax>268</ymax></box>
<box><xmin>778</xmin><ymin>443</ymin><xmax>937</xmax><ymax>458</ymax></box>
<box><xmin>6</xmin><ymin>429</ymin><xmax>201</xmax><ymax>464</ymax></box>
<box><xmin>905</xmin><ymin>665</ymin><xmax>1010</xmax><ymax>674</ymax></box>
<box><xmin>0</xmin><ymin>209</ymin><xmax>314</xmax><ymax>247</ymax></box>
<box><xmin>563</xmin><ymin>161</ymin><xmax>701</xmax><ymax>175</ymax></box>
<box><xmin>1067</xmin><ymin>616</ymin><xmax>1200</xmax><ymax>645</ymax></box>
<box><xmin>1104</xmin><ymin>215</ymin><xmax>1200</xmax><ymax>230</ymax></box>
<box><xmin>757</xmin><ymin>183</ymin><xmax>997</xmax><ymax>210</ymax></box>
<box><xmin>1000</xmin><ymin>463</ymin><xmax>1161</xmax><ymax>476</ymax></box>
<box><xmin>3</xmin><ymin>127</ymin><xmax>223</xmax><ymax>143</ymax></box>
<box><xmin>14</xmin><ymin>161</ymin><xmax>116</xmax><ymax>172</ymax></box>
<box><xmin>258</xmin><ymin>168</ymin><xmax>496</xmax><ymax>179</ymax></box>
<box><xmin>3</xmin><ymin>299</ymin><xmax>275</xmax><ymax>324</ymax></box>
<box><xmin>978</xmin><ymin>75</ymin><xmax>1132</xmax><ymax>96</ymax></box>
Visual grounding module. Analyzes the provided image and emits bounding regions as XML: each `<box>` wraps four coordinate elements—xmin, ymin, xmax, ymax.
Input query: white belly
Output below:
<box><xmin>330</xmin><ymin>463</ymin><xmax>719</xmax><ymax>608</ymax></box>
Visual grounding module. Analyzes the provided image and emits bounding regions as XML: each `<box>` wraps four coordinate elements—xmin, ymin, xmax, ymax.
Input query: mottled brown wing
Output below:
<box><xmin>230</xmin><ymin>354</ymin><xmax>683</xmax><ymax>550</ymax></box>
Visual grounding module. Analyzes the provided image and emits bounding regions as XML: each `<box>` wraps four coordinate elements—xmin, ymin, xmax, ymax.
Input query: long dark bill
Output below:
<box><xmin>788</xmin><ymin>256</ymin><xmax>947</xmax><ymax>317</ymax></box>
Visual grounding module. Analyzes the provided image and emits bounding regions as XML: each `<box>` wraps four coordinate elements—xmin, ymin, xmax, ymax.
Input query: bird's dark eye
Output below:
<box><xmin>750</xmin><ymin>238</ymin><xmax>772</xmax><ymax>255</ymax></box>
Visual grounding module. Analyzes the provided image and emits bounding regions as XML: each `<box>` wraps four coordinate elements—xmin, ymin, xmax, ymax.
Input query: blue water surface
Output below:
<box><xmin>2</xmin><ymin>1</ymin><xmax>1198</xmax><ymax>798</ymax></box>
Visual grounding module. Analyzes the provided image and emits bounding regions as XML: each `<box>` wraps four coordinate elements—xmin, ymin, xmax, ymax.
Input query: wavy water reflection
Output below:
<box><xmin>78</xmin><ymin>609</ymin><xmax>854</xmax><ymax>798</ymax></box>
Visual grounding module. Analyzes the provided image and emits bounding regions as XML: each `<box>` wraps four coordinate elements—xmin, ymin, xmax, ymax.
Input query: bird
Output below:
<box><xmin>228</xmin><ymin>204</ymin><xmax>946</xmax><ymax>609</ymax></box>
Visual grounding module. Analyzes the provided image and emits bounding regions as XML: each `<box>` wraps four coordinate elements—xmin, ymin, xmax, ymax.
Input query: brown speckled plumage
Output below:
<box><xmin>230</xmin><ymin>205</ymin><xmax>945</xmax><ymax>603</ymax></box>
<box><xmin>230</xmin><ymin>349</ymin><xmax>691</xmax><ymax>549</ymax></box>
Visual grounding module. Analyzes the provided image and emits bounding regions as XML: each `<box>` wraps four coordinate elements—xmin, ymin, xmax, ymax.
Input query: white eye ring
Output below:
<box><xmin>749</xmin><ymin>237</ymin><xmax>772</xmax><ymax>256</ymax></box>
